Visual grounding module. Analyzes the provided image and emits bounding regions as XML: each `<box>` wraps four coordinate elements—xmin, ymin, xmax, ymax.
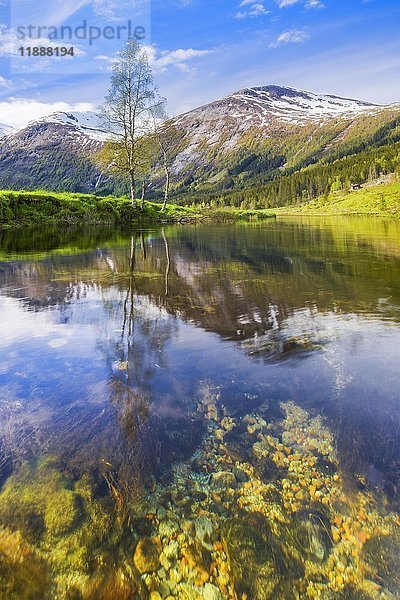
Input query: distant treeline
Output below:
<box><xmin>179</xmin><ymin>140</ymin><xmax>400</xmax><ymax>209</ymax></box>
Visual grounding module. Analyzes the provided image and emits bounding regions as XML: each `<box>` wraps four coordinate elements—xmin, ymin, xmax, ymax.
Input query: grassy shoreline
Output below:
<box><xmin>277</xmin><ymin>180</ymin><xmax>400</xmax><ymax>219</ymax></box>
<box><xmin>0</xmin><ymin>190</ymin><xmax>276</xmax><ymax>229</ymax></box>
<box><xmin>2</xmin><ymin>180</ymin><xmax>399</xmax><ymax>230</ymax></box>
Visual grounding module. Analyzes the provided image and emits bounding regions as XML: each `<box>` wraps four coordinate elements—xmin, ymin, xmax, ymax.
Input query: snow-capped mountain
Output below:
<box><xmin>32</xmin><ymin>111</ymin><xmax>109</xmax><ymax>142</ymax></box>
<box><xmin>0</xmin><ymin>123</ymin><xmax>14</xmax><ymax>139</ymax></box>
<box><xmin>226</xmin><ymin>85</ymin><xmax>380</xmax><ymax>125</ymax></box>
<box><xmin>0</xmin><ymin>111</ymin><xmax>113</xmax><ymax>194</ymax></box>
<box><xmin>0</xmin><ymin>85</ymin><xmax>398</xmax><ymax>196</ymax></box>
<box><xmin>169</xmin><ymin>85</ymin><xmax>390</xmax><ymax>174</ymax></box>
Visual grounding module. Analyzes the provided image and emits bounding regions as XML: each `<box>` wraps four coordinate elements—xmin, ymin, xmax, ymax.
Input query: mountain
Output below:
<box><xmin>33</xmin><ymin>111</ymin><xmax>110</xmax><ymax>142</ymax></box>
<box><xmin>0</xmin><ymin>111</ymin><xmax>127</xmax><ymax>195</ymax></box>
<box><xmin>167</xmin><ymin>86</ymin><xmax>395</xmax><ymax>185</ymax></box>
<box><xmin>0</xmin><ymin>123</ymin><xmax>14</xmax><ymax>139</ymax></box>
<box><xmin>173</xmin><ymin>86</ymin><xmax>381</xmax><ymax>153</ymax></box>
<box><xmin>0</xmin><ymin>86</ymin><xmax>399</xmax><ymax>202</ymax></box>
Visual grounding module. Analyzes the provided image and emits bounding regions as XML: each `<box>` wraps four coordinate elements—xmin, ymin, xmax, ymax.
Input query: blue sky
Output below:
<box><xmin>1</xmin><ymin>0</ymin><xmax>400</xmax><ymax>127</ymax></box>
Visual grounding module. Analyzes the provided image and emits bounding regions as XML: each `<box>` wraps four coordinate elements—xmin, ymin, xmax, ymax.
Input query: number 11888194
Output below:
<box><xmin>18</xmin><ymin>47</ymin><xmax>75</xmax><ymax>57</ymax></box>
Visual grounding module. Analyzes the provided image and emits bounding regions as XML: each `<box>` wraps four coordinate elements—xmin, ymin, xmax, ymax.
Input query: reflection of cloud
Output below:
<box><xmin>306</xmin><ymin>0</ymin><xmax>325</xmax><ymax>7</ymax></box>
<box><xmin>0</xmin><ymin>297</ymin><xmax>73</xmax><ymax>348</ymax></box>
<box><xmin>0</xmin><ymin>75</ymin><xmax>12</xmax><ymax>88</ymax></box>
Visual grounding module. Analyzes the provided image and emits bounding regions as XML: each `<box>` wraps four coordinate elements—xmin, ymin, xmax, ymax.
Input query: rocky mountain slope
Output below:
<box><xmin>173</xmin><ymin>85</ymin><xmax>381</xmax><ymax>159</ymax></box>
<box><xmin>167</xmin><ymin>86</ymin><xmax>399</xmax><ymax>194</ymax></box>
<box><xmin>0</xmin><ymin>86</ymin><xmax>399</xmax><ymax>199</ymax></box>
<box><xmin>0</xmin><ymin>111</ymin><xmax>124</xmax><ymax>194</ymax></box>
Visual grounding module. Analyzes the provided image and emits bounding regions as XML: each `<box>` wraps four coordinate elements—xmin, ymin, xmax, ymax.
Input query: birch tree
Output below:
<box><xmin>151</xmin><ymin>112</ymin><xmax>182</xmax><ymax>211</ymax></box>
<box><xmin>100</xmin><ymin>40</ymin><xmax>162</xmax><ymax>207</ymax></box>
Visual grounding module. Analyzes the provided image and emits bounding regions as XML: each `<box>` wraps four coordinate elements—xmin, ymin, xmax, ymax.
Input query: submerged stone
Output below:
<box><xmin>331</xmin><ymin>585</ymin><xmax>373</xmax><ymax>599</ymax></box>
<box><xmin>185</xmin><ymin>541</ymin><xmax>212</xmax><ymax>582</ymax></box>
<box><xmin>44</xmin><ymin>489</ymin><xmax>80</xmax><ymax>535</ymax></box>
<box><xmin>202</xmin><ymin>583</ymin><xmax>224</xmax><ymax>600</ymax></box>
<box><xmin>232</xmin><ymin>466</ymin><xmax>249</xmax><ymax>483</ymax></box>
<box><xmin>221</xmin><ymin>511</ymin><xmax>299</xmax><ymax>599</ymax></box>
<box><xmin>0</xmin><ymin>528</ymin><xmax>49</xmax><ymax>600</ymax></box>
<box><xmin>194</xmin><ymin>516</ymin><xmax>215</xmax><ymax>550</ymax></box>
<box><xmin>81</xmin><ymin>568</ymin><xmax>145</xmax><ymax>600</ymax></box>
<box><xmin>210</xmin><ymin>471</ymin><xmax>236</xmax><ymax>492</ymax></box>
<box><xmin>287</xmin><ymin>508</ymin><xmax>332</xmax><ymax>564</ymax></box>
<box><xmin>133</xmin><ymin>537</ymin><xmax>162</xmax><ymax>574</ymax></box>
<box><xmin>363</xmin><ymin>535</ymin><xmax>400</xmax><ymax>594</ymax></box>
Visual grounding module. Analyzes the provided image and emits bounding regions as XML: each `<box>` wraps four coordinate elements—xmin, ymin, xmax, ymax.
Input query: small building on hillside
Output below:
<box><xmin>351</xmin><ymin>183</ymin><xmax>362</xmax><ymax>191</ymax></box>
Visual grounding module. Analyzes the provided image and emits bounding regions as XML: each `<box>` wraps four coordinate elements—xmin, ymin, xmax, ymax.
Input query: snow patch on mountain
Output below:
<box><xmin>227</xmin><ymin>85</ymin><xmax>381</xmax><ymax>126</ymax></box>
<box><xmin>31</xmin><ymin>111</ymin><xmax>109</xmax><ymax>141</ymax></box>
<box><xmin>0</xmin><ymin>123</ymin><xmax>14</xmax><ymax>139</ymax></box>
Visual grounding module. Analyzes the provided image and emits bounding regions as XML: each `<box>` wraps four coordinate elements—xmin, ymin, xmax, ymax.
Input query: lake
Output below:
<box><xmin>0</xmin><ymin>217</ymin><xmax>400</xmax><ymax>599</ymax></box>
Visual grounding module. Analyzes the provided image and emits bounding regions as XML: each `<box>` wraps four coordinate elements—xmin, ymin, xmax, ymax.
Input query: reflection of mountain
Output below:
<box><xmin>1</xmin><ymin>220</ymin><xmax>400</xmax><ymax>506</ymax></box>
<box><xmin>1</xmin><ymin>219</ymin><xmax>400</xmax><ymax>341</ymax></box>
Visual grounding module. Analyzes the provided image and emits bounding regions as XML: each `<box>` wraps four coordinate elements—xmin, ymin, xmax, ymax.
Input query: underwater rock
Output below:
<box><xmin>82</xmin><ymin>568</ymin><xmax>144</xmax><ymax>600</ymax></box>
<box><xmin>330</xmin><ymin>585</ymin><xmax>373</xmax><ymax>599</ymax></box>
<box><xmin>194</xmin><ymin>516</ymin><xmax>215</xmax><ymax>551</ymax></box>
<box><xmin>133</xmin><ymin>537</ymin><xmax>162</xmax><ymax>574</ymax></box>
<box><xmin>0</xmin><ymin>458</ymin><xmax>83</xmax><ymax>543</ymax></box>
<box><xmin>202</xmin><ymin>583</ymin><xmax>224</xmax><ymax>600</ymax></box>
<box><xmin>287</xmin><ymin>508</ymin><xmax>333</xmax><ymax>564</ymax></box>
<box><xmin>158</xmin><ymin>519</ymin><xmax>180</xmax><ymax>538</ymax></box>
<box><xmin>232</xmin><ymin>467</ymin><xmax>249</xmax><ymax>483</ymax></box>
<box><xmin>163</xmin><ymin>540</ymin><xmax>179</xmax><ymax>563</ymax></box>
<box><xmin>221</xmin><ymin>511</ymin><xmax>294</xmax><ymax>598</ymax></box>
<box><xmin>363</xmin><ymin>535</ymin><xmax>400</xmax><ymax>594</ymax></box>
<box><xmin>210</xmin><ymin>470</ymin><xmax>236</xmax><ymax>492</ymax></box>
<box><xmin>252</xmin><ymin>441</ymin><xmax>270</xmax><ymax>459</ymax></box>
<box><xmin>184</xmin><ymin>541</ymin><xmax>212</xmax><ymax>578</ymax></box>
<box><xmin>44</xmin><ymin>489</ymin><xmax>80</xmax><ymax>535</ymax></box>
<box><xmin>176</xmin><ymin>583</ymin><xmax>208</xmax><ymax>600</ymax></box>
<box><xmin>156</xmin><ymin>506</ymin><xmax>167</xmax><ymax>521</ymax></box>
<box><xmin>0</xmin><ymin>528</ymin><xmax>49</xmax><ymax>600</ymax></box>
<box><xmin>132</xmin><ymin>516</ymin><xmax>156</xmax><ymax>537</ymax></box>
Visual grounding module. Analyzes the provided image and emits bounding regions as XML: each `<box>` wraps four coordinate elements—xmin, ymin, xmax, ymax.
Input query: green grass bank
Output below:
<box><xmin>278</xmin><ymin>180</ymin><xmax>400</xmax><ymax>218</ymax></box>
<box><xmin>0</xmin><ymin>190</ymin><xmax>276</xmax><ymax>229</ymax></box>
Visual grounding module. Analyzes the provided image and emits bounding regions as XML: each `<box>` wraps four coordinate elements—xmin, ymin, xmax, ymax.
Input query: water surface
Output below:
<box><xmin>0</xmin><ymin>218</ymin><xmax>400</xmax><ymax>599</ymax></box>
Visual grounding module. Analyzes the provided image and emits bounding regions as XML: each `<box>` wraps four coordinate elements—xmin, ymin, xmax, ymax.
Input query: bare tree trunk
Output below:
<box><xmin>140</xmin><ymin>180</ymin><xmax>146</xmax><ymax>211</ymax></box>
<box><xmin>161</xmin><ymin>166</ymin><xmax>170</xmax><ymax>212</ymax></box>
<box><xmin>130</xmin><ymin>172</ymin><xmax>137</xmax><ymax>208</ymax></box>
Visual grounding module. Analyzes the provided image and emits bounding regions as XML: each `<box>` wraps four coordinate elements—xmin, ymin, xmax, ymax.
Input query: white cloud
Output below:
<box><xmin>0</xmin><ymin>75</ymin><xmax>12</xmax><ymax>88</ymax></box>
<box><xmin>270</xmin><ymin>29</ymin><xmax>310</xmax><ymax>47</ymax></box>
<box><xmin>276</xmin><ymin>0</ymin><xmax>299</xmax><ymax>6</ymax></box>
<box><xmin>306</xmin><ymin>0</ymin><xmax>325</xmax><ymax>7</ymax></box>
<box><xmin>235</xmin><ymin>0</ymin><xmax>269</xmax><ymax>19</ymax></box>
<box><xmin>276</xmin><ymin>0</ymin><xmax>325</xmax><ymax>6</ymax></box>
<box><xmin>0</xmin><ymin>99</ymin><xmax>96</xmax><ymax>129</ymax></box>
<box><xmin>96</xmin><ymin>45</ymin><xmax>213</xmax><ymax>74</ymax></box>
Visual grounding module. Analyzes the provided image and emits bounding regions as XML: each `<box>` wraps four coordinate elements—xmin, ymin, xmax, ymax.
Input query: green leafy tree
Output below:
<box><xmin>99</xmin><ymin>40</ymin><xmax>162</xmax><ymax>207</ymax></box>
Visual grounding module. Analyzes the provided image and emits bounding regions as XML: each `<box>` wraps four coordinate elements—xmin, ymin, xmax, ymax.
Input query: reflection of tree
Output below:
<box><xmin>111</xmin><ymin>233</ymin><xmax>177</xmax><ymax>391</ymax></box>
<box><xmin>100</xmin><ymin>381</ymin><xmax>161</xmax><ymax>507</ymax></box>
<box><xmin>162</xmin><ymin>229</ymin><xmax>170</xmax><ymax>297</ymax></box>
<box><xmin>2</xmin><ymin>221</ymin><xmax>400</xmax><ymax>510</ymax></box>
